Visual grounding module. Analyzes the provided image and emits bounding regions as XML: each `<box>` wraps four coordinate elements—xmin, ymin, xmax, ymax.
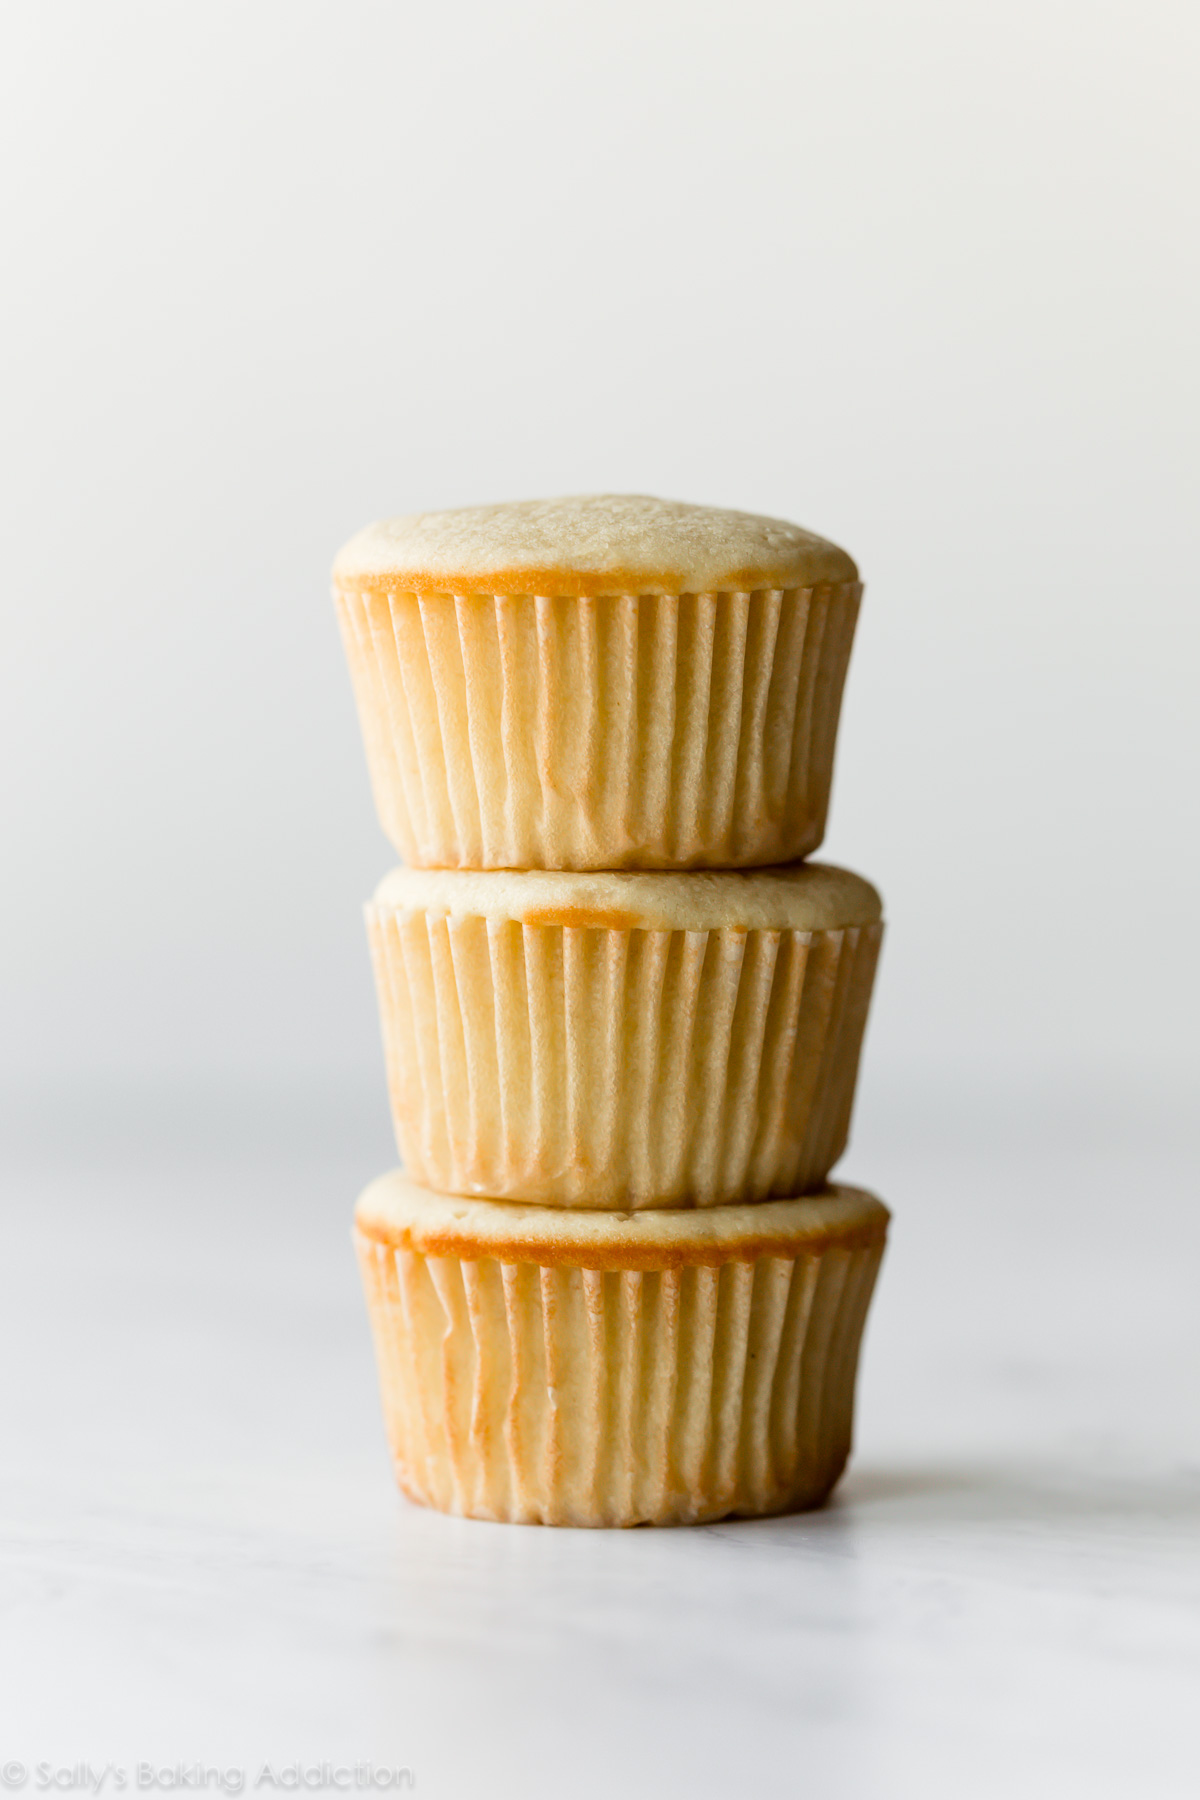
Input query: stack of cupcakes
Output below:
<box><xmin>333</xmin><ymin>495</ymin><xmax>888</xmax><ymax>1527</ymax></box>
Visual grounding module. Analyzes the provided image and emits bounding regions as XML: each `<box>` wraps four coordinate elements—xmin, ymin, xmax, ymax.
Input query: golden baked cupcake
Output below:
<box><xmin>367</xmin><ymin>862</ymin><xmax>883</xmax><ymax>1208</ymax></box>
<box><xmin>355</xmin><ymin>1172</ymin><xmax>888</xmax><ymax>1527</ymax></box>
<box><xmin>334</xmin><ymin>495</ymin><xmax>861</xmax><ymax>870</ymax></box>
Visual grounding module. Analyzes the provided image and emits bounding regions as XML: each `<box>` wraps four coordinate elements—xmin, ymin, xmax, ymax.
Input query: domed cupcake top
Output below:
<box><xmin>355</xmin><ymin>1172</ymin><xmax>890</xmax><ymax>1269</ymax></box>
<box><xmin>371</xmin><ymin>861</ymin><xmax>882</xmax><ymax>933</ymax></box>
<box><xmin>333</xmin><ymin>495</ymin><xmax>857</xmax><ymax>596</ymax></box>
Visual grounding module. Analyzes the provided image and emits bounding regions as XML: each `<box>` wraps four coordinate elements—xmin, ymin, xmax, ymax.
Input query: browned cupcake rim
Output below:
<box><xmin>333</xmin><ymin>573</ymin><xmax>862</xmax><ymax>601</ymax></box>
<box><xmin>354</xmin><ymin>1181</ymin><xmax>890</xmax><ymax>1272</ymax></box>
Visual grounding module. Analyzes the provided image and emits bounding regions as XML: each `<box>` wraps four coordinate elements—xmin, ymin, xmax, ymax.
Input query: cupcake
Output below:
<box><xmin>355</xmin><ymin>1172</ymin><xmax>889</xmax><ymax>1527</ymax></box>
<box><xmin>367</xmin><ymin>862</ymin><xmax>882</xmax><ymax>1208</ymax></box>
<box><xmin>334</xmin><ymin>495</ymin><xmax>861</xmax><ymax>870</ymax></box>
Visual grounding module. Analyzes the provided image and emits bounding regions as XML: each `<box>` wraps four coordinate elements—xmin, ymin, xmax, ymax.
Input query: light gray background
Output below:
<box><xmin>2</xmin><ymin>4</ymin><xmax>1198</xmax><ymax>1797</ymax></box>
<box><xmin>3</xmin><ymin>0</ymin><xmax>1198</xmax><ymax>1113</ymax></box>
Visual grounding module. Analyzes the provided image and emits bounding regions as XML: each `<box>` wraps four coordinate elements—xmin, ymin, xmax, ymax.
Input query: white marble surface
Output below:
<box><xmin>2</xmin><ymin>1093</ymin><xmax>1197</xmax><ymax>1799</ymax></box>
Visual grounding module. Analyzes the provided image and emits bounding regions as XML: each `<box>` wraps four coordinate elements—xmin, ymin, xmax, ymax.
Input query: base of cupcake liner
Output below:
<box><xmin>354</xmin><ymin>1175</ymin><xmax>887</xmax><ymax>1528</ymax></box>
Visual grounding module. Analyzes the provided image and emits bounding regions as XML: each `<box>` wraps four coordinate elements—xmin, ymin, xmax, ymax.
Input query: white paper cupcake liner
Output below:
<box><xmin>336</xmin><ymin>584</ymin><xmax>861</xmax><ymax>869</ymax></box>
<box><xmin>354</xmin><ymin>1175</ymin><xmax>888</xmax><ymax>1527</ymax></box>
<box><xmin>367</xmin><ymin>902</ymin><xmax>882</xmax><ymax>1208</ymax></box>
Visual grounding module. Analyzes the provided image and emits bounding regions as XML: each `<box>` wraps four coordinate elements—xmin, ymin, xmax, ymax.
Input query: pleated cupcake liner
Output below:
<box><xmin>336</xmin><ymin>583</ymin><xmax>861</xmax><ymax>870</ymax></box>
<box><xmin>354</xmin><ymin>1177</ymin><xmax>888</xmax><ymax>1527</ymax></box>
<box><xmin>366</xmin><ymin>904</ymin><xmax>883</xmax><ymax>1208</ymax></box>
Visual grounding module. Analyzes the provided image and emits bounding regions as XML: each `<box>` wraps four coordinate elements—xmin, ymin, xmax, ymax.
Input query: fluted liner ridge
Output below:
<box><xmin>367</xmin><ymin>908</ymin><xmax>882</xmax><ymax>1207</ymax></box>
<box><xmin>337</xmin><ymin>584</ymin><xmax>861</xmax><ymax>869</ymax></box>
<box><xmin>355</xmin><ymin>1222</ymin><xmax>885</xmax><ymax>1526</ymax></box>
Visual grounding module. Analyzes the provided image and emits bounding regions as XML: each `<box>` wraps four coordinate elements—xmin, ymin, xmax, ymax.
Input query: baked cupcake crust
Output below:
<box><xmin>372</xmin><ymin>861</ymin><xmax>883</xmax><ymax>934</ymax></box>
<box><xmin>355</xmin><ymin>1173</ymin><xmax>890</xmax><ymax>1269</ymax></box>
<box><xmin>333</xmin><ymin>495</ymin><xmax>858</xmax><ymax>597</ymax></box>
